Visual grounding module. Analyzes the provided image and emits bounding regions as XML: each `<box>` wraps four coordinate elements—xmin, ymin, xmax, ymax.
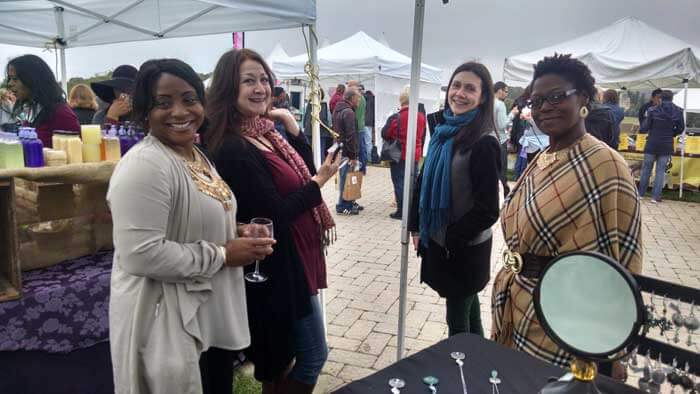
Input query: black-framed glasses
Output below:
<box><xmin>527</xmin><ymin>89</ymin><xmax>577</xmax><ymax>109</ymax></box>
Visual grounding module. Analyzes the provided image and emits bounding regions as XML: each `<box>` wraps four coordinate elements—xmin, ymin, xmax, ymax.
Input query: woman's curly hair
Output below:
<box><xmin>532</xmin><ymin>53</ymin><xmax>597</xmax><ymax>105</ymax></box>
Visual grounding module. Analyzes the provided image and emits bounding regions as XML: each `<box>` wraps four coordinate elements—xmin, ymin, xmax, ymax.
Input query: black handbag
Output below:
<box><xmin>380</xmin><ymin>113</ymin><xmax>402</xmax><ymax>163</ymax></box>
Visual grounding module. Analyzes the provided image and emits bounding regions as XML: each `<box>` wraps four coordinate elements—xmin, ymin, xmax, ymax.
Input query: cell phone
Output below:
<box><xmin>327</xmin><ymin>142</ymin><xmax>343</xmax><ymax>161</ymax></box>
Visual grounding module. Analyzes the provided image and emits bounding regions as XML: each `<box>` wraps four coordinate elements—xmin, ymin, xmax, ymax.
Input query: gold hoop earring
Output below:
<box><xmin>579</xmin><ymin>106</ymin><xmax>589</xmax><ymax>118</ymax></box>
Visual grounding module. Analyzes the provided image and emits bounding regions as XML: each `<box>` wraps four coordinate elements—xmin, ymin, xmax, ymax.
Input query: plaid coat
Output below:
<box><xmin>491</xmin><ymin>133</ymin><xmax>643</xmax><ymax>367</ymax></box>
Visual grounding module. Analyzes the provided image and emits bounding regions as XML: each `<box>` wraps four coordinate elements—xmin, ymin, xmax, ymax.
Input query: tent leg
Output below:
<box><xmin>309</xmin><ymin>24</ymin><xmax>322</xmax><ymax>170</ymax></box>
<box><xmin>54</xmin><ymin>6</ymin><xmax>68</xmax><ymax>93</ymax></box>
<box><xmin>397</xmin><ymin>0</ymin><xmax>426</xmax><ymax>362</ymax></box>
<box><xmin>679</xmin><ymin>79</ymin><xmax>688</xmax><ymax>199</ymax></box>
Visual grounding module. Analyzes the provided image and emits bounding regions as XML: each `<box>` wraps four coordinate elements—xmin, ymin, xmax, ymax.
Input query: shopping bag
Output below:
<box><xmin>342</xmin><ymin>170</ymin><xmax>363</xmax><ymax>200</ymax></box>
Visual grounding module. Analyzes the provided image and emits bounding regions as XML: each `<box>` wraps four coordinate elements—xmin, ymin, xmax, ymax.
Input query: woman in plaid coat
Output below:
<box><xmin>491</xmin><ymin>54</ymin><xmax>642</xmax><ymax>381</ymax></box>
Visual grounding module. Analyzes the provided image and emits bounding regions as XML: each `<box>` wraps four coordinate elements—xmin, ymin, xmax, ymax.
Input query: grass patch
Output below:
<box><xmin>658</xmin><ymin>188</ymin><xmax>700</xmax><ymax>203</ymax></box>
<box><xmin>233</xmin><ymin>369</ymin><xmax>261</xmax><ymax>394</ymax></box>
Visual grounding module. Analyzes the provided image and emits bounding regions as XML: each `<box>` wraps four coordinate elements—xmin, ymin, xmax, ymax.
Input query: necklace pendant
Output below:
<box><xmin>536</xmin><ymin>152</ymin><xmax>557</xmax><ymax>170</ymax></box>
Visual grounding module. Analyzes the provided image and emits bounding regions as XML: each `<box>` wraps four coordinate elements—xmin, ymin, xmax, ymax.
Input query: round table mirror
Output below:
<box><xmin>534</xmin><ymin>251</ymin><xmax>644</xmax><ymax>359</ymax></box>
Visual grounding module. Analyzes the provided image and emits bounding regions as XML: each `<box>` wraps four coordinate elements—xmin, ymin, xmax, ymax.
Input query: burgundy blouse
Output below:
<box><xmin>35</xmin><ymin>103</ymin><xmax>81</xmax><ymax>147</ymax></box>
<box><xmin>262</xmin><ymin>150</ymin><xmax>327</xmax><ymax>295</ymax></box>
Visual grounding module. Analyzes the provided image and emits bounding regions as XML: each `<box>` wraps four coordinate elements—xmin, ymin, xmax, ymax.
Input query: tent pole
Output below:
<box><xmin>679</xmin><ymin>78</ymin><xmax>689</xmax><ymax>199</ymax></box>
<box><xmin>398</xmin><ymin>0</ymin><xmax>425</xmax><ymax>362</ymax></box>
<box><xmin>54</xmin><ymin>6</ymin><xmax>68</xmax><ymax>93</ymax></box>
<box><xmin>307</xmin><ymin>23</ymin><xmax>326</xmax><ymax>338</ymax></box>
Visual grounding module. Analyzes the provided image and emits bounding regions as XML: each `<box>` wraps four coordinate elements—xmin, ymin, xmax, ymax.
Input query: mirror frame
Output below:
<box><xmin>533</xmin><ymin>251</ymin><xmax>645</xmax><ymax>360</ymax></box>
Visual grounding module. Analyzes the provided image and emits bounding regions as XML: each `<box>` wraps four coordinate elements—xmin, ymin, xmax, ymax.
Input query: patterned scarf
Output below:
<box><xmin>241</xmin><ymin>117</ymin><xmax>336</xmax><ymax>248</ymax></box>
<box><xmin>419</xmin><ymin>107</ymin><xmax>479</xmax><ymax>246</ymax></box>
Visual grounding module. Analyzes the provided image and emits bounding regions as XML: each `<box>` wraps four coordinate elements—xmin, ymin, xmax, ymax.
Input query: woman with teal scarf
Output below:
<box><xmin>408</xmin><ymin>62</ymin><xmax>502</xmax><ymax>337</ymax></box>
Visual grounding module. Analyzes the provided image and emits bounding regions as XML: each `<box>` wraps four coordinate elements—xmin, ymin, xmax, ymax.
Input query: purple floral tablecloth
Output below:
<box><xmin>0</xmin><ymin>251</ymin><xmax>112</xmax><ymax>353</ymax></box>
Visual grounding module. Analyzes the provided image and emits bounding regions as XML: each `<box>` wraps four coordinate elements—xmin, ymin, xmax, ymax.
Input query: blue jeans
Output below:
<box><xmin>361</xmin><ymin>126</ymin><xmax>372</xmax><ymax>163</ymax></box>
<box><xmin>288</xmin><ymin>295</ymin><xmax>328</xmax><ymax>384</ymax></box>
<box><xmin>390</xmin><ymin>160</ymin><xmax>417</xmax><ymax>212</ymax></box>
<box><xmin>336</xmin><ymin>163</ymin><xmax>355</xmax><ymax>211</ymax></box>
<box><xmin>638</xmin><ymin>153</ymin><xmax>670</xmax><ymax>201</ymax></box>
<box><xmin>514</xmin><ymin>153</ymin><xmax>528</xmax><ymax>180</ymax></box>
<box><xmin>358</xmin><ymin>127</ymin><xmax>370</xmax><ymax>173</ymax></box>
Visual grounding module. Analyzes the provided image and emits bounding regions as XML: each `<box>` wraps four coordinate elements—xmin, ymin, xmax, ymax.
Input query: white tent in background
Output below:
<box><xmin>266</xmin><ymin>42</ymin><xmax>291</xmax><ymax>69</ymax></box>
<box><xmin>504</xmin><ymin>17</ymin><xmax>700</xmax><ymax>89</ymax></box>
<box><xmin>0</xmin><ymin>0</ymin><xmax>316</xmax><ymax>91</ymax></box>
<box><xmin>675</xmin><ymin>89</ymin><xmax>700</xmax><ymax>113</ymax></box>
<box><xmin>273</xmin><ymin>31</ymin><xmax>443</xmax><ymax>138</ymax></box>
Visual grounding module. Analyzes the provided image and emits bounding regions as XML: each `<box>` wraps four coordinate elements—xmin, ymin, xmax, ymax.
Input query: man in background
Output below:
<box><xmin>272</xmin><ymin>86</ymin><xmax>290</xmax><ymax>140</ymax></box>
<box><xmin>347</xmin><ymin>81</ymin><xmax>368</xmax><ymax>174</ymax></box>
<box><xmin>493</xmin><ymin>81</ymin><xmax>515</xmax><ymax>196</ymax></box>
<box><xmin>332</xmin><ymin>87</ymin><xmax>362</xmax><ymax>215</ymax></box>
<box><xmin>638</xmin><ymin>88</ymin><xmax>663</xmax><ymax>128</ymax></box>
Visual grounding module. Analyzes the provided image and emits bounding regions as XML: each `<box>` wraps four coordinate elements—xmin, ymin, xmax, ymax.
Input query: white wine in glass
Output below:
<box><xmin>244</xmin><ymin>217</ymin><xmax>273</xmax><ymax>283</ymax></box>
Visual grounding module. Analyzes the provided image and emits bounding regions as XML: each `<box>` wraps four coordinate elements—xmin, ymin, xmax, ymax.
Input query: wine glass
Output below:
<box><xmin>244</xmin><ymin>217</ymin><xmax>273</xmax><ymax>283</ymax></box>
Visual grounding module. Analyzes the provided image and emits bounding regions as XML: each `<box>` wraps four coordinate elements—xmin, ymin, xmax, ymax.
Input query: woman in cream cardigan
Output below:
<box><xmin>107</xmin><ymin>58</ymin><xmax>275</xmax><ymax>394</ymax></box>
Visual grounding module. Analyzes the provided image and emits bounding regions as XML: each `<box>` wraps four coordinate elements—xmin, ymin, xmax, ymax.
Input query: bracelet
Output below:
<box><xmin>218</xmin><ymin>245</ymin><xmax>227</xmax><ymax>264</ymax></box>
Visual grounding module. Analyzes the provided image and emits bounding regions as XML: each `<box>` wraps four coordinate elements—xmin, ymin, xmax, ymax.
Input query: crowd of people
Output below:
<box><xmin>3</xmin><ymin>46</ymin><xmax>686</xmax><ymax>393</ymax></box>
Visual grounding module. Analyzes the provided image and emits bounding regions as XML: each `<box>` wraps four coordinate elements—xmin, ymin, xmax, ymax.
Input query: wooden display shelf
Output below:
<box><xmin>0</xmin><ymin>163</ymin><xmax>116</xmax><ymax>301</ymax></box>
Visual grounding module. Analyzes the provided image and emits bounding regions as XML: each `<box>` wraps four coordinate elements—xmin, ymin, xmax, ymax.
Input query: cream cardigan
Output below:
<box><xmin>107</xmin><ymin>136</ymin><xmax>249</xmax><ymax>394</ymax></box>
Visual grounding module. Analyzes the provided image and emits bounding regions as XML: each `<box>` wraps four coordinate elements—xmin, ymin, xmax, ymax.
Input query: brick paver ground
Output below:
<box><xmin>313</xmin><ymin>166</ymin><xmax>700</xmax><ymax>393</ymax></box>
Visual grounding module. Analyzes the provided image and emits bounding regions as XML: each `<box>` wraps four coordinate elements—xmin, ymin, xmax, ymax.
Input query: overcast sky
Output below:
<box><xmin>1</xmin><ymin>0</ymin><xmax>699</xmax><ymax>85</ymax></box>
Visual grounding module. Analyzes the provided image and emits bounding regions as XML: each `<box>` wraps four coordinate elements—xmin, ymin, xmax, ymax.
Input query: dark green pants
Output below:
<box><xmin>446</xmin><ymin>294</ymin><xmax>483</xmax><ymax>337</ymax></box>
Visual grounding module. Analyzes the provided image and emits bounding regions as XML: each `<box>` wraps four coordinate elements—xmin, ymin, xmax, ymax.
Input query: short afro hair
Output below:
<box><xmin>532</xmin><ymin>53</ymin><xmax>597</xmax><ymax>104</ymax></box>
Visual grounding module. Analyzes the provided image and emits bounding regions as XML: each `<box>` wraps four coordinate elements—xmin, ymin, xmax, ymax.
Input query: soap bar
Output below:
<box><xmin>43</xmin><ymin>148</ymin><xmax>68</xmax><ymax>166</ymax></box>
<box><xmin>66</xmin><ymin>136</ymin><xmax>84</xmax><ymax>164</ymax></box>
<box><xmin>103</xmin><ymin>137</ymin><xmax>121</xmax><ymax>161</ymax></box>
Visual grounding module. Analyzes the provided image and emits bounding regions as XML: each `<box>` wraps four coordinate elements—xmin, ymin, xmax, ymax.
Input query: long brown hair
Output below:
<box><xmin>68</xmin><ymin>83</ymin><xmax>98</xmax><ymax>110</ymax></box>
<box><xmin>444</xmin><ymin>62</ymin><xmax>496</xmax><ymax>151</ymax></box>
<box><xmin>204</xmin><ymin>49</ymin><xmax>275</xmax><ymax>154</ymax></box>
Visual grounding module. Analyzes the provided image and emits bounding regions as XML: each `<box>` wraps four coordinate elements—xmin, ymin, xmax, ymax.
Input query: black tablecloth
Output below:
<box><xmin>334</xmin><ymin>334</ymin><xmax>641</xmax><ymax>393</ymax></box>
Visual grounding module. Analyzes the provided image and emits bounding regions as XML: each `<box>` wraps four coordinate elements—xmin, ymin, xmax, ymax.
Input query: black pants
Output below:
<box><xmin>199</xmin><ymin>347</ymin><xmax>237</xmax><ymax>394</ymax></box>
<box><xmin>499</xmin><ymin>142</ymin><xmax>510</xmax><ymax>196</ymax></box>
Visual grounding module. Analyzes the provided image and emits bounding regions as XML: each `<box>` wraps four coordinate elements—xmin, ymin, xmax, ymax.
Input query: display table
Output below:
<box><xmin>334</xmin><ymin>334</ymin><xmax>641</xmax><ymax>393</ymax></box>
<box><xmin>0</xmin><ymin>251</ymin><xmax>114</xmax><ymax>394</ymax></box>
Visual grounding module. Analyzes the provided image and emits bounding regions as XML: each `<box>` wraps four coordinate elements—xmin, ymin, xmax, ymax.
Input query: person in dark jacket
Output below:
<box><xmin>602</xmin><ymin>89</ymin><xmax>625</xmax><ymax>149</ymax></box>
<box><xmin>332</xmin><ymin>87</ymin><xmax>361</xmax><ymax>214</ymax></box>
<box><xmin>638</xmin><ymin>90</ymin><xmax>685</xmax><ymax>202</ymax></box>
<box><xmin>303</xmin><ymin>89</ymin><xmax>332</xmax><ymax>158</ymax></box>
<box><xmin>585</xmin><ymin>100</ymin><xmax>617</xmax><ymax>148</ymax></box>
<box><xmin>204</xmin><ymin>48</ymin><xmax>340</xmax><ymax>394</ymax></box>
<box><xmin>408</xmin><ymin>62</ymin><xmax>501</xmax><ymax>337</ymax></box>
<box><xmin>91</xmin><ymin>64</ymin><xmax>137</xmax><ymax>126</ymax></box>
<box><xmin>638</xmin><ymin>88</ymin><xmax>663</xmax><ymax>128</ymax></box>
<box><xmin>68</xmin><ymin>84</ymin><xmax>98</xmax><ymax>125</ymax></box>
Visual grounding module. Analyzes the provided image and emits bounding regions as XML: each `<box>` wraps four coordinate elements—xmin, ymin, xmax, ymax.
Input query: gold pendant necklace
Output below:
<box><xmin>185</xmin><ymin>151</ymin><xmax>234</xmax><ymax>211</ymax></box>
<box><xmin>536</xmin><ymin>150</ymin><xmax>558</xmax><ymax>170</ymax></box>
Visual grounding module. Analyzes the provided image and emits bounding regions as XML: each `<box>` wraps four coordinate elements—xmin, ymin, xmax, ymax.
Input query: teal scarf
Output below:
<box><xmin>419</xmin><ymin>107</ymin><xmax>479</xmax><ymax>246</ymax></box>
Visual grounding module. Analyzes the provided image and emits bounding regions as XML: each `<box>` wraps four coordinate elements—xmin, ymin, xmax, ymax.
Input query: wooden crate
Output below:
<box><xmin>15</xmin><ymin>180</ymin><xmax>113</xmax><ymax>272</ymax></box>
<box><xmin>0</xmin><ymin>178</ymin><xmax>21</xmax><ymax>302</ymax></box>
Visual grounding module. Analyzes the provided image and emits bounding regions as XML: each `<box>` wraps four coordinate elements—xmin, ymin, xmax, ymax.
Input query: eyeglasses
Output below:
<box><xmin>527</xmin><ymin>89</ymin><xmax>577</xmax><ymax>109</ymax></box>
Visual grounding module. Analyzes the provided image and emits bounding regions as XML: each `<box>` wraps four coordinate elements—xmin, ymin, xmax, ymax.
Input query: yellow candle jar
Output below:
<box><xmin>82</xmin><ymin>143</ymin><xmax>101</xmax><ymax>162</ymax></box>
<box><xmin>103</xmin><ymin>137</ymin><xmax>121</xmax><ymax>161</ymax></box>
<box><xmin>81</xmin><ymin>125</ymin><xmax>103</xmax><ymax>145</ymax></box>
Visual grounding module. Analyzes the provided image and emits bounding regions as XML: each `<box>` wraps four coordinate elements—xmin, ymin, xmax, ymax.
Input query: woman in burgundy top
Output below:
<box><xmin>6</xmin><ymin>55</ymin><xmax>79</xmax><ymax>146</ymax></box>
<box><xmin>204</xmin><ymin>48</ymin><xmax>341</xmax><ymax>394</ymax></box>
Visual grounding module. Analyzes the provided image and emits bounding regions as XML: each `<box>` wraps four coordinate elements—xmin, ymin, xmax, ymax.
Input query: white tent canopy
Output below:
<box><xmin>674</xmin><ymin>89</ymin><xmax>700</xmax><ymax>113</ymax></box>
<box><xmin>266</xmin><ymin>42</ymin><xmax>291</xmax><ymax>68</ymax></box>
<box><xmin>0</xmin><ymin>0</ymin><xmax>316</xmax><ymax>48</ymax></box>
<box><xmin>272</xmin><ymin>31</ymin><xmax>443</xmax><ymax>138</ymax></box>
<box><xmin>504</xmin><ymin>17</ymin><xmax>700</xmax><ymax>89</ymax></box>
<box><xmin>0</xmin><ymin>0</ymin><xmax>316</xmax><ymax>91</ymax></box>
